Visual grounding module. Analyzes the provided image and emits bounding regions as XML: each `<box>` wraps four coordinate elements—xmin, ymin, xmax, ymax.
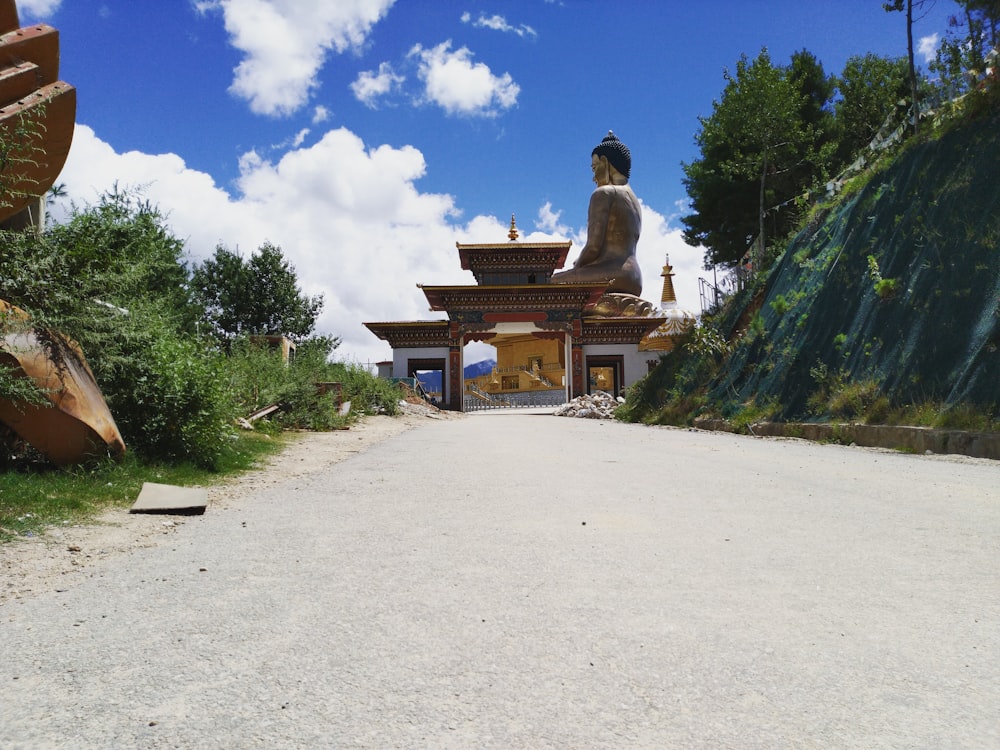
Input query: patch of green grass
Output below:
<box><xmin>889</xmin><ymin>401</ymin><xmax>940</xmax><ymax>427</ymax></box>
<box><xmin>874</xmin><ymin>277</ymin><xmax>899</xmax><ymax>300</ymax></box>
<box><xmin>728</xmin><ymin>398</ymin><xmax>780</xmax><ymax>434</ymax></box>
<box><xmin>649</xmin><ymin>393</ymin><xmax>708</xmax><ymax>426</ymax></box>
<box><xmin>807</xmin><ymin>365</ymin><xmax>890</xmax><ymax>424</ymax></box>
<box><xmin>827</xmin><ymin>380</ymin><xmax>888</xmax><ymax>422</ymax></box>
<box><xmin>933</xmin><ymin>404</ymin><xmax>997</xmax><ymax>432</ymax></box>
<box><xmin>0</xmin><ymin>431</ymin><xmax>286</xmax><ymax>541</ymax></box>
<box><xmin>883</xmin><ymin>400</ymin><xmax>998</xmax><ymax>431</ymax></box>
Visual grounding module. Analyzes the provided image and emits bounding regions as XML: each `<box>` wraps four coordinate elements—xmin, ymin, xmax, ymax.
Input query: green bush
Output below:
<box><xmin>225</xmin><ymin>338</ymin><xmax>345</xmax><ymax>430</ymax></box>
<box><xmin>334</xmin><ymin>361</ymin><xmax>401</xmax><ymax>416</ymax></box>
<box><xmin>224</xmin><ymin>339</ymin><xmax>400</xmax><ymax>431</ymax></box>
<box><xmin>0</xmin><ymin>190</ymin><xmax>408</xmax><ymax>472</ymax></box>
<box><xmin>933</xmin><ymin>403</ymin><xmax>997</xmax><ymax>432</ymax></box>
<box><xmin>728</xmin><ymin>398</ymin><xmax>780</xmax><ymax>432</ymax></box>
<box><xmin>874</xmin><ymin>277</ymin><xmax>899</xmax><ymax>300</ymax></box>
<box><xmin>617</xmin><ymin>325</ymin><xmax>728</xmax><ymax>425</ymax></box>
<box><xmin>809</xmin><ymin>366</ymin><xmax>887</xmax><ymax>423</ymax></box>
<box><xmin>99</xmin><ymin>311</ymin><xmax>236</xmax><ymax>469</ymax></box>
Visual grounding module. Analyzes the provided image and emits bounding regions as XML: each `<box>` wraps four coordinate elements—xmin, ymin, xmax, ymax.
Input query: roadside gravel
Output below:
<box><xmin>0</xmin><ymin>404</ymin><xmax>455</xmax><ymax>607</ymax></box>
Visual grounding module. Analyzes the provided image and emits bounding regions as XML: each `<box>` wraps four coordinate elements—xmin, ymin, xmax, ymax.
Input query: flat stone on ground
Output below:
<box><xmin>129</xmin><ymin>482</ymin><xmax>208</xmax><ymax>515</ymax></box>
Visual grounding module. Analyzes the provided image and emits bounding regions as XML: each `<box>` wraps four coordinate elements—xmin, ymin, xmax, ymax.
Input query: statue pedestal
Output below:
<box><xmin>584</xmin><ymin>293</ymin><xmax>657</xmax><ymax>318</ymax></box>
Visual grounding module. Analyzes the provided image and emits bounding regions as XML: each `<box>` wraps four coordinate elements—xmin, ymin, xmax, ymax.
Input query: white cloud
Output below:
<box><xmin>535</xmin><ymin>202</ymin><xmax>571</xmax><ymax>236</ymax></box>
<box><xmin>54</xmin><ymin>125</ymin><xmax>481</xmax><ymax>364</ymax></box>
<box><xmin>14</xmin><ymin>0</ymin><xmax>61</xmax><ymax>18</ymax></box>
<box><xmin>461</xmin><ymin>12</ymin><xmax>537</xmax><ymax>39</ymax></box>
<box><xmin>917</xmin><ymin>33</ymin><xmax>939</xmax><ymax>64</ymax></box>
<box><xmin>351</xmin><ymin>62</ymin><xmax>405</xmax><ymax>108</ymax></box>
<box><xmin>311</xmin><ymin>105</ymin><xmax>331</xmax><ymax>124</ymax></box>
<box><xmin>635</xmin><ymin>202</ymin><xmax>704</xmax><ymax>316</ymax></box>
<box><xmin>53</xmin><ymin>127</ymin><xmax>705</xmax><ymax>365</ymax></box>
<box><xmin>197</xmin><ymin>0</ymin><xmax>396</xmax><ymax>117</ymax></box>
<box><xmin>54</xmin><ymin>124</ymin><xmax>267</xmax><ymax>259</ymax></box>
<box><xmin>409</xmin><ymin>40</ymin><xmax>519</xmax><ymax>117</ymax></box>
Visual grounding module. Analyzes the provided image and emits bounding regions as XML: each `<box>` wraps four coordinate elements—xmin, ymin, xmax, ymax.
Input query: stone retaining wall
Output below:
<box><xmin>692</xmin><ymin>419</ymin><xmax>1000</xmax><ymax>461</ymax></box>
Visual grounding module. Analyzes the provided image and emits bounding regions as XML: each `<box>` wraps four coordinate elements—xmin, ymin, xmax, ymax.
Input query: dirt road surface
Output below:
<box><xmin>1</xmin><ymin>408</ymin><xmax>998</xmax><ymax>749</ymax></box>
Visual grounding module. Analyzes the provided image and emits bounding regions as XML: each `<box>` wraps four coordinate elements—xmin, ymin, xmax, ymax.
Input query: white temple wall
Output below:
<box><xmin>393</xmin><ymin>346</ymin><xmax>451</xmax><ymax>402</ymax></box>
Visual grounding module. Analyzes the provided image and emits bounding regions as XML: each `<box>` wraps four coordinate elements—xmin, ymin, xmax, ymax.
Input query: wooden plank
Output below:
<box><xmin>0</xmin><ymin>24</ymin><xmax>59</xmax><ymax>86</ymax></box>
<box><xmin>247</xmin><ymin>403</ymin><xmax>282</xmax><ymax>422</ymax></box>
<box><xmin>0</xmin><ymin>81</ymin><xmax>75</xmax><ymax>222</ymax></box>
<box><xmin>0</xmin><ymin>60</ymin><xmax>39</xmax><ymax>105</ymax></box>
<box><xmin>130</xmin><ymin>482</ymin><xmax>208</xmax><ymax>515</ymax></box>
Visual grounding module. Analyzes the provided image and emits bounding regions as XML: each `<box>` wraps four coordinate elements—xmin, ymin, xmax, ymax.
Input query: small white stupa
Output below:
<box><xmin>639</xmin><ymin>254</ymin><xmax>697</xmax><ymax>352</ymax></box>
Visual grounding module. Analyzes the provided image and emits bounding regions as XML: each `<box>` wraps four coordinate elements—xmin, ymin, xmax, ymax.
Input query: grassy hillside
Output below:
<box><xmin>626</xmin><ymin>113</ymin><xmax>1000</xmax><ymax>429</ymax></box>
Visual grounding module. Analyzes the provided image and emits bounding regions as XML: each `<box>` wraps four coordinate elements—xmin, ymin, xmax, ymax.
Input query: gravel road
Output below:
<box><xmin>1</xmin><ymin>411</ymin><xmax>998</xmax><ymax>749</ymax></box>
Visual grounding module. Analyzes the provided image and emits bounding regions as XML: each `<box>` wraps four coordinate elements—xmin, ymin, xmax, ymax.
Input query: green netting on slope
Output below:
<box><xmin>710</xmin><ymin>114</ymin><xmax>1000</xmax><ymax>419</ymax></box>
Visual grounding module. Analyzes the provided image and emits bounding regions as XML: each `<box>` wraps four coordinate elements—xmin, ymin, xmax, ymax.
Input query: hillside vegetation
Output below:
<box><xmin>623</xmin><ymin>113</ymin><xmax>1000</xmax><ymax>430</ymax></box>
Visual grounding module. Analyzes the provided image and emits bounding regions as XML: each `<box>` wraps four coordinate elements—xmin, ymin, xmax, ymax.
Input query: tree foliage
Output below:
<box><xmin>835</xmin><ymin>54</ymin><xmax>911</xmax><ymax>161</ymax></box>
<box><xmin>0</xmin><ymin>110</ymin><xmax>45</xmax><ymax>218</ymax></box>
<box><xmin>42</xmin><ymin>186</ymin><xmax>201</xmax><ymax>337</ymax></box>
<box><xmin>0</xmin><ymin>189</ymin><xmax>375</xmax><ymax>468</ymax></box>
<box><xmin>931</xmin><ymin>0</ymin><xmax>1000</xmax><ymax>100</ymax></box>
<box><xmin>191</xmin><ymin>242</ymin><xmax>326</xmax><ymax>344</ymax></box>
<box><xmin>679</xmin><ymin>30</ymin><xmax>976</xmax><ymax>272</ymax></box>
<box><xmin>682</xmin><ymin>49</ymin><xmax>835</xmax><ymax>268</ymax></box>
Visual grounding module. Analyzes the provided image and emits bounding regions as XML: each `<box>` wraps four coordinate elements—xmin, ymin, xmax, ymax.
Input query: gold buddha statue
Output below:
<box><xmin>551</xmin><ymin>131</ymin><xmax>643</xmax><ymax>298</ymax></box>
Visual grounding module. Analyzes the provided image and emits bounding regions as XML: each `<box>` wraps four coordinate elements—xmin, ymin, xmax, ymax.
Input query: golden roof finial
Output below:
<box><xmin>508</xmin><ymin>213</ymin><xmax>519</xmax><ymax>241</ymax></box>
<box><xmin>660</xmin><ymin>253</ymin><xmax>678</xmax><ymax>305</ymax></box>
<box><xmin>640</xmin><ymin>252</ymin><xmax>697</xmax><ymax>352</ymax></box>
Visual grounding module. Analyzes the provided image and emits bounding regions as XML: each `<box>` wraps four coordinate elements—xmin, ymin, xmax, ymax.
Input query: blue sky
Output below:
<box><xmin>18</xmin><ymin>0</ymin><xmax>956</xmax><ymax>364</ymax></box>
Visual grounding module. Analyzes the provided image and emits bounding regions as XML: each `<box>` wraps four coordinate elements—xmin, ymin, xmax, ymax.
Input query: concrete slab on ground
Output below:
<box><xmin>129</xmin><ymin>482</ymin><xmax>207</xmax><ymax>515</ymax></box>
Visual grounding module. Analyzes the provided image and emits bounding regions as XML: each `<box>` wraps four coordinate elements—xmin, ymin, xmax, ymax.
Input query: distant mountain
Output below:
<box><xmin>464</xmin><ymin>359</ymin><xmax>496</xmax><ymax>378</ymax></box>
<box><xmin>415</xmin><ymin>359</ymin><xmax>496</xmax><ymax>392</ymax></box>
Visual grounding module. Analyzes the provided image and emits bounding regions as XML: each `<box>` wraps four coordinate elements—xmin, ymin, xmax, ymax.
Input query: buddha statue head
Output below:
<box><xmin>592</xmin><ymin>131</ymin><xmax>631</xmax><ymax>181</ymax></box>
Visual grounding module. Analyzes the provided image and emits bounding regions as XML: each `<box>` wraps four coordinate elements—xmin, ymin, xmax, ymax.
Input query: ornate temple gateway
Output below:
<box><xmin>366</xmin><ymin>132</ymin><xmax>695</xmax><ymax>411</ymax></box>
<box><xmin>365</xmin><ymin>218</ymin><xmax>671</xmax><ymax>411</ymax></box>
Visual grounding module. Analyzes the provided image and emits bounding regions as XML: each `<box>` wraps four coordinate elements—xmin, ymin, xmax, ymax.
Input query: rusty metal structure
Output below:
<box><xmin>0</xmin><ymin>301</ymin><xmax>125</xmax><ymax>465</ymax></box>
<box><xmin>0</xmin><ymin>0</ymin><xmax>75</xmax><ymax>228</ymax></box>
<box><xmin>0</xmin><ymin>2</ymin><xmax>126</xmax><ymax>465</ymax></box>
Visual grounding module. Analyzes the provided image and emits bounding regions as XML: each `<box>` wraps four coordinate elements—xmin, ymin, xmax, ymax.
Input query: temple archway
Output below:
<box><xmin>585</xmin><ymin>354</ymin><xmax>624</xmax><ymax>396</ymax></box>
<box><xmin>462</xmin><ymin>323</ymin><xmax>570</xmax><ymax>410</ymax></box>
<box><xmin>407</xmin><ymin>358</ymin><xmax>445</xmax><ymax>404</ymax></box>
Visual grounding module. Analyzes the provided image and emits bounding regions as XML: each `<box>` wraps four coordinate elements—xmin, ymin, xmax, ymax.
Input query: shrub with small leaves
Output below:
<box><xmin>100</xmin><ymin>309</ymin><xmax>236</xmax><ymax>469</ymax></box>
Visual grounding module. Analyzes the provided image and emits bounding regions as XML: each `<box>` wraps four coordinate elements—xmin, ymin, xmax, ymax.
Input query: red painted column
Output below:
<box><xmin>571</xmin><ymin>345</ymin><xmax>584</xmax><ymax>399</ymax></box>
<box><xmin>449</xmin><ymin>346</ymin><xmax>463</xmax><ymax>411</ymax></box>
<box><xmin>570</xmin><ymin>319</ymin><xmax>584</xmax><ymax>399</ymax></box>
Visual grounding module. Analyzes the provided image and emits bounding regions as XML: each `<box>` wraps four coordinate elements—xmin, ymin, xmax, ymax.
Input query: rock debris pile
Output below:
<box><xmin>552</xmin><ymin>391</ymin><xmax>624</xmax><ymax>419</ymax></box>
<box><xmin>397</xmin><ymin>399</ymin><xmax>444</xmax><ymax>419</ymax></box>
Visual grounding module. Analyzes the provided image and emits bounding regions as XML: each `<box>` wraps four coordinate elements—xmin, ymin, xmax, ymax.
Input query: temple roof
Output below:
<box><xmin>456</xmin><ymin>243</ymin><xmax>572</xmax><ymax>284</ymax></box>
<box><xmin>581</xmin><ymin>316</ymin><xmax>666</xmax><ymax>345</ymax></box>
<box><xmin>420</xmin><ymin>283</ymin><xmax>606</xmax><ymax>319</ymax></box>
<box><xmin>457</xmin><ymin>242</ymin><xmax>572</xmax><ymax>280</ymax></box>
<box><xmin>363</xmin><ymin>320</ymin><xmax>451</xmax><ymax>348</ymax></box>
